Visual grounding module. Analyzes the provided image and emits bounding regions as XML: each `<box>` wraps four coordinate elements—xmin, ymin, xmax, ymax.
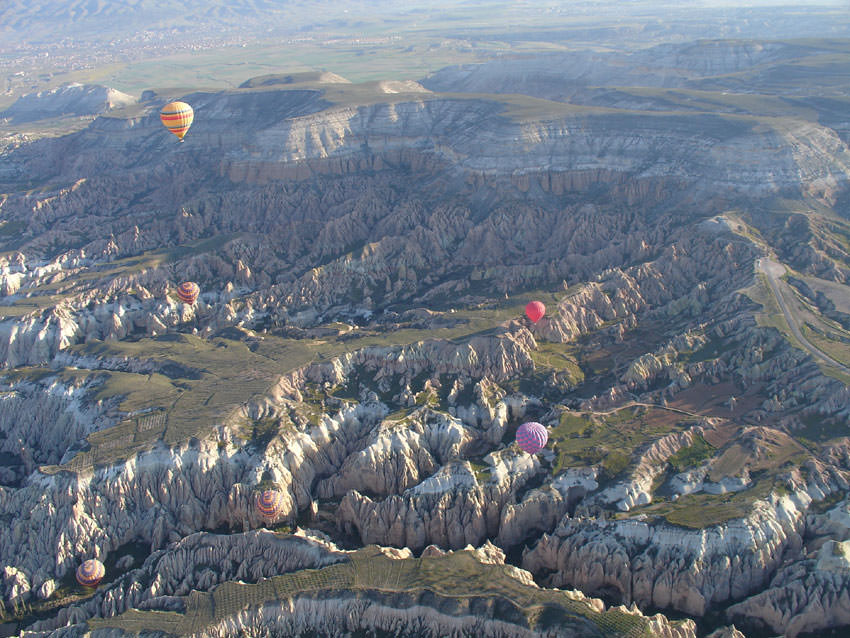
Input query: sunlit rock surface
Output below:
<box><xmin>1</xmin><ymin>84</ymin><xmax>136</xmax><ymax>123</ymax></box>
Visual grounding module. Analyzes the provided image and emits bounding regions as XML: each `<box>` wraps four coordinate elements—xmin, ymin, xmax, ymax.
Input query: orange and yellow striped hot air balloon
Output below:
<box><xmin>176</xmin><ymin>281</ymin><xmax>200</xmax><ymax>305</ymax></box>
<box><xmin>160</xmin><ymin>101</ymin><xmax>194</xmax><ymax>141</ymax></box>
<box><xmin>256</xmin><ymin>490</ymin><xmax>285</xmax><ymax>520</ymax></box>
<box><xmin>76</xmin><ymin>559</ymin><xmax>105</xmax><ymax>587</ymax></box>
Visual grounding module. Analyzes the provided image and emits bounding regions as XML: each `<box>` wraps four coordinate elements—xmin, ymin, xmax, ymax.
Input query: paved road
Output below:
<box><xmin>756</xmin><ymin>258</ymin><xmax>850</xmax><ymax>374</ymax></box>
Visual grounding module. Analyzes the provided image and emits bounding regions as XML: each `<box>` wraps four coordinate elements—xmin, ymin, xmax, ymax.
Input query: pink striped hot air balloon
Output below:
<box><xmin>256</xmin><ymin>489</ymin><xmax>285</xmax><ymax>520</ymax></box>
<box><xmin>76</xmin><ymin>559</ymin><xmax>105</xmax><ymax>587</ymax></box>
<box><xmin>516</xmin><ymin>422</ymin><xmax>548</xmax><ymax>454</ymax></box>
<box><xmin>176</xmin><ymin>281</ymin><xmax>200</xmax><ymax>305</ymax></box>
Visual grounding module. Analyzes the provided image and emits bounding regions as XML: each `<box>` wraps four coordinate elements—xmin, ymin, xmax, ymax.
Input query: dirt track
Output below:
<box><xmin>756</xmin><ymin>258</ymin><xmax>850</xmax><ymax>374</ymax></box>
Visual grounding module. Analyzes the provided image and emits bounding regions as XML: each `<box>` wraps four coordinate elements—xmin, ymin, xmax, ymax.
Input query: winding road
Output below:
<box><xmin>756</xmin><ymin>258</ymin><xmax>850</xmax><ymax>374</ymax></box>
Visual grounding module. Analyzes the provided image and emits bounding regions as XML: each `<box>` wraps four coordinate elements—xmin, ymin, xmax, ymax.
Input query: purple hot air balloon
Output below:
<box><xmin>516</xmin><ymin>421</ymin><xmax>548</xmax><ymax>454</ymax></box>
<box><xmin>256</xmin><ymin>489</ymin><xmax>285</xmax><ymax>520</ymax></box>
<box><xmin>76</xmin><ymin>559</ymin><xmax>105</xmax><ymax>587</ymax></box>
<box><xmin>176</xmin><ymin>281</ymin><xmax>200</xmax><ymax>305</ymax></box>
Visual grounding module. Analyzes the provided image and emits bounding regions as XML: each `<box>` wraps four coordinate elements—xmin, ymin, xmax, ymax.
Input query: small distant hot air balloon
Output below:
<box><xmin>256</xmin><ymin>490</ymin><xmax>285</xmax><ymax>520</ymax></box>
<box><xmin>76</xmin><ymin>559</ymin><xmax>105</xmax><ymax>587</ymax></box>
<box><xmin>176</xmin><ymin>281</ymin><xmax>200</xmax><ymax>305</ymax></box>
<box><xmin>516</xmin><ymin>421</ymin><xmax>548</xmax><ymax>454</ymax></box>
<box><xmin>525</xmin><ymin>301</ymin><xmax>545</xmax><ymax>323</ymax></box>
<box><xmin>160</xmin><ymin>101</ymin><xmax>194</xmax><ymax>142</ymax></box>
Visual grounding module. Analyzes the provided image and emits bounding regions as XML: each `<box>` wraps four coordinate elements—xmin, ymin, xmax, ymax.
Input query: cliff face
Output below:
<box><xmin>521</xmin><ymin>494</ymin><xmax>810</xmax><ymax>616</ymax></box>
<box><xmin>213</xmin><ymin>98</ymin><xmax>846</xmax><ymax>197</ymax></box>
<box><xmin>3</xmin><ymin>87</ymin><xmax>848</xmax><ymax>230</ymax></box>
<box><xmin>1</xmin><ymin>84</ymin><xmax>136</xmax><ymax>124</ymax></box>
<box><xmin>0</xmin><ymin>396</ymin><xmax>378</xmax><ymax>605</ymax></box>
<box><xmin>0</xmin><ymin>377</ymin><xmax>114</xmax><ymax>483</ymax></box>
<box><xmin>724</xmin><ymin>495</ymin><xmax>850</xmax><ymax>638</ymax></box>
<box><xmin>725</xmin><ymin>538</ymin><xmax>850</xmax><ymax>637</ymax></box>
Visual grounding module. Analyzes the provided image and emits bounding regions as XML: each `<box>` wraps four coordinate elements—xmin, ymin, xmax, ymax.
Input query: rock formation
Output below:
<box><xmin>1</xmin><ymin>84</ymin><xmax>136</xmax><ymax>123</ymax></box>
<box><xmin>727</xmin><ymin>539</ymin><xmax>850</xmax><ymax>637</ymax></box>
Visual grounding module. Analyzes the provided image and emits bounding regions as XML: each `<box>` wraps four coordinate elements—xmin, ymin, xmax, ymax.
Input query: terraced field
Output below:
<box><xmin>88</xmin><ymin>547</ymin><xmax>656</xmax><ymax>638</ymax></box>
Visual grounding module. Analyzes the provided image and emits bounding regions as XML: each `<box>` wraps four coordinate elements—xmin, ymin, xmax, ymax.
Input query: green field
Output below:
<box><xmin>627</xmin><ymin>430</ymin><xmax>807</xmax><ymax>528</ymax></box>
<box><xmin>46</xmin><ymin>34</ymin><xmax>498</xmax><ymax>100</ymax></box>
<box><xmin>530</xmin><ymin>341</ymin><xmax>584</xmax><ymax>381</ymax></box>
<box><xmin>629</xmin><ymin>478</ymin><xmax>780</xmax><ymax>529</ymax></box>
<box><xmin>667</xmin><ymin>435</ymin><xmax>715</xmax><ymax>473</ymax></box>
<box><xmin>550</xmin><ymin>406</ymin><xmax>699</xmax><ymax>478</ymax></box>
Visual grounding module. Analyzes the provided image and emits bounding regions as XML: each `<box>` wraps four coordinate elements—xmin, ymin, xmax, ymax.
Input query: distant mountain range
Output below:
<box><xmin>0</xmin><ymin>0</ymin><xmax>466</xmax><ymax>43</ymax></box>
<box><xmin>1</xmin><ymin>0</ymin><xmax>296</xmax><ymax>37</ymax></box>
<box><xmin>4</xmin><ymin>0</ymin><xmax>850</xmax><ymax>46</ymax></box>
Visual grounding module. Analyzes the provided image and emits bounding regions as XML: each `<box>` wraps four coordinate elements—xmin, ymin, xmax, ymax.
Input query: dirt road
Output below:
<box><xmin>756</xmin><ymin>258</ymin><xmax>850</xmax><ymax>374</ymax></box>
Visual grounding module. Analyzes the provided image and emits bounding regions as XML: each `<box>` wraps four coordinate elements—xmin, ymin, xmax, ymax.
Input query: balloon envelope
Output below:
<box><xmin>256</xmin><ymin>490</ymin><xmax>285</xmax><ymax>519</ymax></box>
<box><xmin>516</xmin><ymin>422</ymin><xmax>548</xmax><ymax>454</ymax></box>
<box><xmin>525</xmin><ymin>301</ymin><xmax>545</xmax><ymax>323</ymax></box>
<box><xmin>160</xmin><ymin>101</ymin><xmax>194</xmax><ymax>141</ymax></box>
<box><xmin>76</xmin><ymin>559</ymin><xmax>105</xmax><ymax>587</ymax></box>
<box><xmin>176</xmin><ymin>281</ymin><xmax>200</xmax><ymax>305</ymax></box>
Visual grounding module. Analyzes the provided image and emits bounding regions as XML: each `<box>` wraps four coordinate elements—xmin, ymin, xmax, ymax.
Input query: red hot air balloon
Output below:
<box><xmin>176</xmin><ymin>281</ymin><xmax>200</xmax><ymax>305</ymax></box>
<box><xmin>256</xmin><ymin>490</ymin><xmax>285</xmax><ymax>520</ymax></box>
<box><xmin>76</xmin><ymin>559</ymin><xmax>105</xmax><ymax>587</ymax></box>
<box><xmin>516</xmin><ymin>422</ymin><xmax>548</xmax><ymax>454</ymax></box>
<box><xmin>525</xmin><ymin>301</ymin><xmax>545</xmax><ymax>323</ymax></box>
